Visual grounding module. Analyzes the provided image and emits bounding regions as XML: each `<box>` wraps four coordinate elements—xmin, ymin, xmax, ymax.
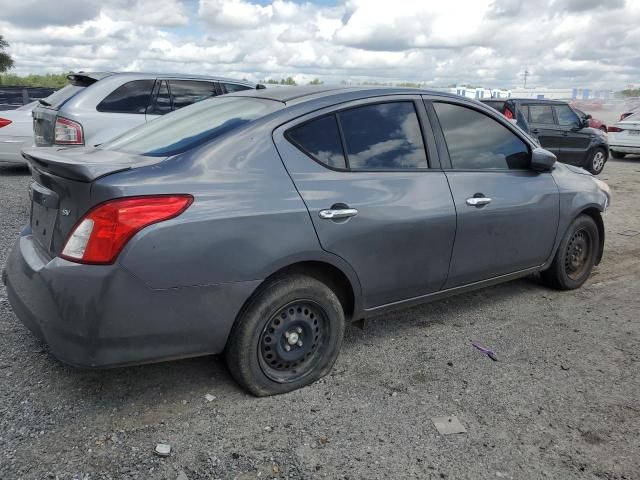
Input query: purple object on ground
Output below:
<box><xmin>471</xmin><ymin>341</ymin><xmax>498</xmax><ymax>361</ymax></box>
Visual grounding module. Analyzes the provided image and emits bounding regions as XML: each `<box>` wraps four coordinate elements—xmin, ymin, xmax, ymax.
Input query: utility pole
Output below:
<box><xmin>523</xmin><ymin>69</ymin><xmax>529</xmax><ymax>89</ymax></box>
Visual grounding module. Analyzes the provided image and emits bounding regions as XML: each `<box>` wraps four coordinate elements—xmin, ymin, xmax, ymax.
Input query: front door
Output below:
<box><xmin>273</xmin><ymin>96</ymin><xmax>457</xmax><ymax>309</ymax></box>
<box><xmin>554</xmin><ymin>104</ymin><xmax>592</xmax><ymax>166</ymax></box>
<box><xmin>429</xmin><ymin>100</ymin><xmax>560</xmax><ymax>288</ymax></box>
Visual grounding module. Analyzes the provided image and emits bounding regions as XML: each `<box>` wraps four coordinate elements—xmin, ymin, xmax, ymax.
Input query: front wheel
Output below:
<box><xmin>225</xmin><ymin>274</ymin><xmax>345</xmax><ymax>396</ymax></box>
<box><xmin>541</xmin><ymin>214</ymin><xmax>599</xmax><ymax>290</ymax></box>
<box><xmin>586</xmin><ymin>148</ymin><xmax>607</xmax><ymax>175</ymax></box>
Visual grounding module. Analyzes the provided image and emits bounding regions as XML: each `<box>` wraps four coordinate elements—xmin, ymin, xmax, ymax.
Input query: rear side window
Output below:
<box><xmin>555</xmin><ymin>105</ymin><xmax>580</xmax><ymax>126</ymax></box>
<box><xmin>339</xmin><ymin>102</ymin><xmax>428</xmax><ymax>169</ymax></box>
<box><xmin>223</xmin><ymin>83</ymin><xmax>252</xmax><ymax>93</ymax></box>
<box><xmin>287</xmin><ymin>115</ymin><xmax>346</xmax><ymax>169</ymax></box>
<box><xmin>100</xmin><ymin>97</ymin><xmax>280</xmax><ymax>157</ymax></box>
<box><xmin>528</xmin><ymin>105</ymin><xmax>555</xmax><ymax>124</ymax></box>
<box><xmin>433</xmin><ymin>102</ymin><xmax>530</xmax><ymax>170</ymax></box>
<box><xmin>168</xmin><ymin>80</ymin><xmax>216</xmax><ymax>110</ymax></box>
<box><xmin>96</xmin><ymin>80</ymin><xmax>155</xmax><ymax>114</ymax></box>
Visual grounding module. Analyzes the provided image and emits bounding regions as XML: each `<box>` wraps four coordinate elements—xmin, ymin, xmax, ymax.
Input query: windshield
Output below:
<box><xmin>101</xmin><ymin>96</ymin><xmax>280</xmax><ymax>157</ymax></box>
<box><xmin>41</xmin><ymin>85</ymin><xmax>85</xmax><ymax>108</ymax></box>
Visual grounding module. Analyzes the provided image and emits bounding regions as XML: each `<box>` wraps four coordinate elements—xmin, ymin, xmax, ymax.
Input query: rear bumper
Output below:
<box><xmin>0</xmin><ymin>136</ymin><xmax>31</xmax><ymax>164</ymax></box>
<box><xmin>609</xmin><ymin>145</ymin><xmax>640</xmax><ymax>154</ymax></box>
<box><xmin>4</xmin><ymin>231</ymin><xmax>260</xmax><ymax>368</ymax></box>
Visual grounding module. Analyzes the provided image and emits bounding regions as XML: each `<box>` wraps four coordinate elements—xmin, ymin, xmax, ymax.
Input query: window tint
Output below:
<box><xmin>42</xmin><ymin>84</ymin><xmax>85</xmax><ymax>108</ymax></box>
<box><xmin>528</xmin><ymin>104</ymin><xmax>555</xmax><ymax>124</ymax></box>
<box><xmin>338</xmin><ymin>102</ymin><xmax>428</xmax><ymax>169</ymax></box>
<box><xmin>434</xmin><ymin>102</ymin><xmax>530</xmax><ymax>170</ymax></box>
<box><xmin>519</xmin><ymin>104</ymin><xmax>530</xmax><ymax>121</ymax></box>
<box><xmin>147</xmin><ymin>80</ymin><xmax>172</xmax><ymax>115</ymax></box>
<box><xmin>223</xmin><ymin>83</ymin><xmax>252</xmax><ymax>93</ymax></box>
<box><xmin>555</xmin><ymin>105</ymin><xmax>580</xmax><ymax>126</ymax></box>
<box><xmin>288</xmin><ymin>115</ymin><xmax>346</xmax><ymax>168</ymax></box>
<box><xmin>96</xmin><ymin>80</ymin><xmax>154</xmax><ymax>114</ymax></box>
<box><xmin>101</xmin><ymin>97</ymin><xmax>280</xmax><ymax>157</ymax></box>
<box><xmin>168</xmin><ymin>80</ymin><xmax>216</xmax><ymax>110</ymax></box>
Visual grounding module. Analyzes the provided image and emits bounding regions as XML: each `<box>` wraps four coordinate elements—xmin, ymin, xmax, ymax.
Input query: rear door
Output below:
<box><xmin>273</xmin><ymin>96</ymin><xmax>457</xmax><ymax>309</ymax></box>
<box><xmin>554</xmin><ymin>104</ymin><xmax>592</xmax><ymax>165</ymax></box>
<box><xmin>526</xmin><ymin>103</ymin><xmax>562</xmax><ymax>156</ymax></box>
<box><xmin>428</xmin><ymin>99</ymin><xmax>559</xmax><ymax>287</ymax></box>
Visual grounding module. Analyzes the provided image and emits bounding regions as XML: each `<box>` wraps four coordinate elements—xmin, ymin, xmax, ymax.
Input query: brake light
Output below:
<box><xmin>0</xmin><ymin>118</ymin><xmax>12</xmax><ymax>128</ymax></box>
<box><xmin>608</xmin><ymin>126</ymin><xmax>624</xmax><ymax>133</ymax></box>
<box><xmin>504</xmin><ymin>108</ymin><xmax>514</xmax><ymax>119</ymax></box>
<box><xmin>61</xmin><ymin>195</ymin><xmax>193</xmax><ymax>264</ymax></box>
<box><xmin>55</xmin><ymin>117</ymin><xmax>84</xmax><ymax>145</ymax></box>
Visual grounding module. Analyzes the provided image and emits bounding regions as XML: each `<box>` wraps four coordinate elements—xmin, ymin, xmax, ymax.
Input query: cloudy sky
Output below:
<box><xmin>1</xmin><ymin>0</ymin><xmax>637</xmax><ymax>89</ymax></box>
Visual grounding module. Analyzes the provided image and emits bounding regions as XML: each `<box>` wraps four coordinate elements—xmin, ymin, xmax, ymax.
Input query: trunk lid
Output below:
<box><xmin>23</xmin><ymin>146</ymin><xmax>165</xmax><ymax>257</ymax></box>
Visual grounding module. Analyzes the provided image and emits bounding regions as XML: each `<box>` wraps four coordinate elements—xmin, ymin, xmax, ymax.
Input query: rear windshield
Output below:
<box><xmin>41</xmin><ymin>85</ymin><xmax>85</xmax><ymax>108</ymax></box>
<box><xmin>100</xmin><ymin>96</ymin><xmax>280</xmax><ymax>157</ymax></box>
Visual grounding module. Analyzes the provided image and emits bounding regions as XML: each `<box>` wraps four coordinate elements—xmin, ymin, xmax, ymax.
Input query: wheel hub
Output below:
<box><xmin>565</xmin><ymin>229</ymin><xmax>592</xmax><ymax>280</ymax></box>
<box><xmin>258</xmin><ymin>300</ymin><xmax>325</xmax><ymax>381</ymax></box>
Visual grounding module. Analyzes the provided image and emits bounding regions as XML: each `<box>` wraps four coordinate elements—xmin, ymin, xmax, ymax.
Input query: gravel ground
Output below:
<box><xmin>1</xmin><ymin>159</ymin><xmax>639</xmax><ymax>480</ymax></box>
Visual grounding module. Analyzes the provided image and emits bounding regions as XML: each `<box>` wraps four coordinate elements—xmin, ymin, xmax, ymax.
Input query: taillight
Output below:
<box><xmin>608</xmin><ymin>126</ymin><xmax>624</xmax><ymax>133</ymax></box>
<box><xmin>54</xmin><ymin>117</ymin><xmax>84</xmax><ymax>145</ymax></box>
<box><xmin>61</xmin><ymin>195</ymin><xmax>193</xmax><ymax>265</ymax></box>
<box><xmin>504</xmin><ymin>108</ymin><xmax>514</xmax><ymax>119</ymax></box>
<box><xmin>0</xmin><ymin>118</ymin><xmax>12</xmax><ymax>128</ymax></box>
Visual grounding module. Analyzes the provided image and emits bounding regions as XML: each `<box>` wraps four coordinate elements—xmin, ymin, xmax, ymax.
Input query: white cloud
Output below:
<box><xmin>0</xmin><ymin>0</ymin><xmax>637</xmax><ymax>89</ymax></box>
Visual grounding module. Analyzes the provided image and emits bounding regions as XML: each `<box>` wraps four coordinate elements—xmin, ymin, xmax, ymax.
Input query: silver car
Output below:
<box><xmin>32</xmin><ymin>72</ymin><xmax>257</xmax><ymax>148</ymax></box>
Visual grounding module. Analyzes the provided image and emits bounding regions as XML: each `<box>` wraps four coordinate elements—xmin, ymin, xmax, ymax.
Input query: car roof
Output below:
<box><xmin>68</xmin><ymin>71</ymin><xmax>255</xmax><ymax>86</ymax></box>
<box><xmin>225</xmin><ymin>85</ymin><xmax>463</xmax><ymax>105</ymax></box>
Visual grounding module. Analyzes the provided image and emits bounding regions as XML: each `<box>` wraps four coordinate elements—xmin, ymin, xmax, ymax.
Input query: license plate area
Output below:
<box><xmin>628</xmin><ymin>130</ymin><xmax>640</xmax><ymax>136</ymax></box>
<box><xmin>29</xmin><ymin>182</ymin><xmax>59</xmax><ymax>251</ymax></box>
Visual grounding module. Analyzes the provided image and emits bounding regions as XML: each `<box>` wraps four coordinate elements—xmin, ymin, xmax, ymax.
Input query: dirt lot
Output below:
<box><xmin>1</xmin><ymin>158</ymin><xmax>639</xmax><ymax>480</ymax></box>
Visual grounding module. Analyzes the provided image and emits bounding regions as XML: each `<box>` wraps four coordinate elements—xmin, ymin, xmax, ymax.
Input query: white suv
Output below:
<box><xmin>32</xmin><ymin>72</ymin><xmax>258</xmax><ymax>148</ymax></box>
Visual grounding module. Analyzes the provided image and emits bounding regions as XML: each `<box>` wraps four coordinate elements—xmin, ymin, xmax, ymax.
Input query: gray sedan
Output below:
<box><xmin>3</xmin><ymin>86</ymin><xmax>610</xmax><ymax>396</ymax></box>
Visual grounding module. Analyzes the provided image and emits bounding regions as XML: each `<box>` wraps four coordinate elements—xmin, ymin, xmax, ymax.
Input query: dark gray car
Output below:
<box><xmin>3</xmin><ymin>86</ymin><xmax>611</xmax><ymax>396</ymax></box>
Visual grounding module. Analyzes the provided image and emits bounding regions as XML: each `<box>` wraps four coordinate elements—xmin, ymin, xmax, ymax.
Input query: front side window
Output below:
<box><xmin>339</xmin><ymin>102</ymin><xmax>428</xmax><ymax>169</ymax></box>
<box><xmin>555</xmin><ymin>105</ymin><xmax>580</xmax><ymax>126</ymax></box>
<box><xmin>433</xmin><ymin>102</ymin><xmax>530</xmax><ymax>170</ymax></box>
<box><xmin>528</xmin><ymin>104</ymin><xmax>555</xmax><ymax>124</ymax></box>
<box><xmin>100</xmin><ymin>97</ymin><xmax>281</xmax><ymax>157</ymax></box>
<box><xmin>96</xmin><ymin>80</ymin><xmax>155</xmax><ymax>114</ymax></box>
<box><xmin>147</xmin><ymin>80</ymin><xmax>172</xmax><ymax>116</ymax></box>
<box><xmin>287</xmin><ymin>115</ymin><xmax>346</xmax><ymax>169</ymax></box>
<box><xmin>168</xmin><ymin>80</ymin><xmax>216</xmax><ymax>110</ymax></box>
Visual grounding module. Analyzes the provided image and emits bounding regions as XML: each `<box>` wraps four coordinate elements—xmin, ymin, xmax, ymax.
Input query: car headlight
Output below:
<box><xmin>593</xmin><ymin>178</ymin><xmax>611</xmax><ymax>209</ymax></box>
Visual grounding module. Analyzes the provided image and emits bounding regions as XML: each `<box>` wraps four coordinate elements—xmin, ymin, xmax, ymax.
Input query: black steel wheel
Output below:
<box><xmin>258</xmin><ymin>300</ymin><xmax>328</xmax><ymax>383</ymax></box>
<box><xmin>542</xmin><ymin>214</ymin><xmax>599</xmax><ymax>290</ymax></box>
<box><xmin>225</xmin><ymin>274</ymin><xmax>345</xmax><ymax>396</ymax></box>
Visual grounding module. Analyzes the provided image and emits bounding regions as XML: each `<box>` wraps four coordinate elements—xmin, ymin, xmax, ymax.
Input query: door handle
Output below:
<box><xmin>466</xmin><ymin>197</ymin><xmax>492</xmax><ymax>207</ymax></box>
<box><xmin>319</xmin><ymin>208</ymin><xmax>358</xmax><ymax>220</ymax></box>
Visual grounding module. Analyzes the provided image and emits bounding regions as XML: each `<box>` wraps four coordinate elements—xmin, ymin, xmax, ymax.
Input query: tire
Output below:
<box><xmin>611</xmin><ymin>150</ymin><xmax>626</xmax><ymax>159</ymax></box>
<box><xmin>586</xmin><ymin>148</ymin><xmax>607</xmax><ymax>175</ymax></box>
<box><xmin>225</xmin><ymin>274</ymin><xmax>345</xmax><ymax>396</ymax></box>
<box><xmin>541</xmin><ymin>214</ymin><xmax>599</xmax><ymax>290</ymax></box>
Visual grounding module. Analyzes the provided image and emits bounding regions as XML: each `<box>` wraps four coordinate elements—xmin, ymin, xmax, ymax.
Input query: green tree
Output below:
<box><xmin>308</xmin><ymin>78</ymin><xmax>323</xmax><ymax>85</ymax></box>
<box><xmin>620</xmin><ymin>88</ymin><xmax>640</xmax><ymax>97</ymax></box>
<box><xmin>0</xmin><ymin>73</ymin><xmax>69</xmax><ymax>88</ymax></box>
<box><xmin>280</xmin><ymin>77</ymin><xmax>297</xmax><ymax>85</ymax></box>
<box><xmin>0</xmin><ymin>35</ymin><xmax>14</xmax><ymax>73</ymax></box>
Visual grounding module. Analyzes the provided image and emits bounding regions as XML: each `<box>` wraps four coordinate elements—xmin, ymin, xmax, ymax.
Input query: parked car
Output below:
<box><xmin>32</xmin><ymin>72</ymin><xmax>259</xmax><ymax>148</ymax></box>
<box><xmin>0</xmin><ymin>101</ymin><xmax>38</xmax><ymax>164</ymax></box>
<box><xmin>482</xmin><ymin>98</ymin><xmax>609</xmax><ymax>174</ymax></box>
<box><xmin>0</xmin><ymin>86</ymin><xmax>56</xmax><ymax>111</ymax></box>
<box><xmin>4</xmin><ymin>86</ymin><xmax>610</xmax><ymax>396</ymax></box>
<box><xmin>573</xmin><ymin>107</ymin><xmax>607</xmax><ymax>132</ymax></box>
<box><xmin>608</xmin><ymin>112</ymin><xmax>640</xmax><ymax>158</ymax></box>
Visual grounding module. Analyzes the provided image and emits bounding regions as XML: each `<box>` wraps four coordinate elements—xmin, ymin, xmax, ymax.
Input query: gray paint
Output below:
<box><xmin>4</xmin><ymin>86</ymin><xmax>610</xmax><ymax>368</ymax></box>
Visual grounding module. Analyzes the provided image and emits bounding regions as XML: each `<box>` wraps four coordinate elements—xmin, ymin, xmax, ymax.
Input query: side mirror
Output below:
<box><xmin>531</xmin><ymin>147</ymin><xmax>556</xmax><ymax>171</ymax></box>
<box><xmin>585</xmin><ymin>114</ymin><xmax>592</xmax><ymax>120</ymax></box>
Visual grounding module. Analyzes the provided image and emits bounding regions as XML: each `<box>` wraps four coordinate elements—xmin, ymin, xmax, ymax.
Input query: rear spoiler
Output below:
<box><xmin>21</xmin><ymin>147</ymin><xmax>163</xmax><ymax>182</ymax></box>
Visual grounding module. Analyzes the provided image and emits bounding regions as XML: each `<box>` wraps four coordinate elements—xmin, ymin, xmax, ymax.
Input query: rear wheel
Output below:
<box><xmin>541</xmin><ymin>214</ymin><xmax>599</xmax><ymax>290</ymax></box>
<box><xmin>225</xmin><ymin>274</ymin><xmax>345</xmax><ymax>396</ymax></box>
<box><xmin>610</xmin><ymin>150</ymin><xmax>626</xmax><ymax>159</ymax></box>
<box><xmin>586</xmin><ymin>148</ymin><xmax>607</xmax><ymax>175</ymax></box>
